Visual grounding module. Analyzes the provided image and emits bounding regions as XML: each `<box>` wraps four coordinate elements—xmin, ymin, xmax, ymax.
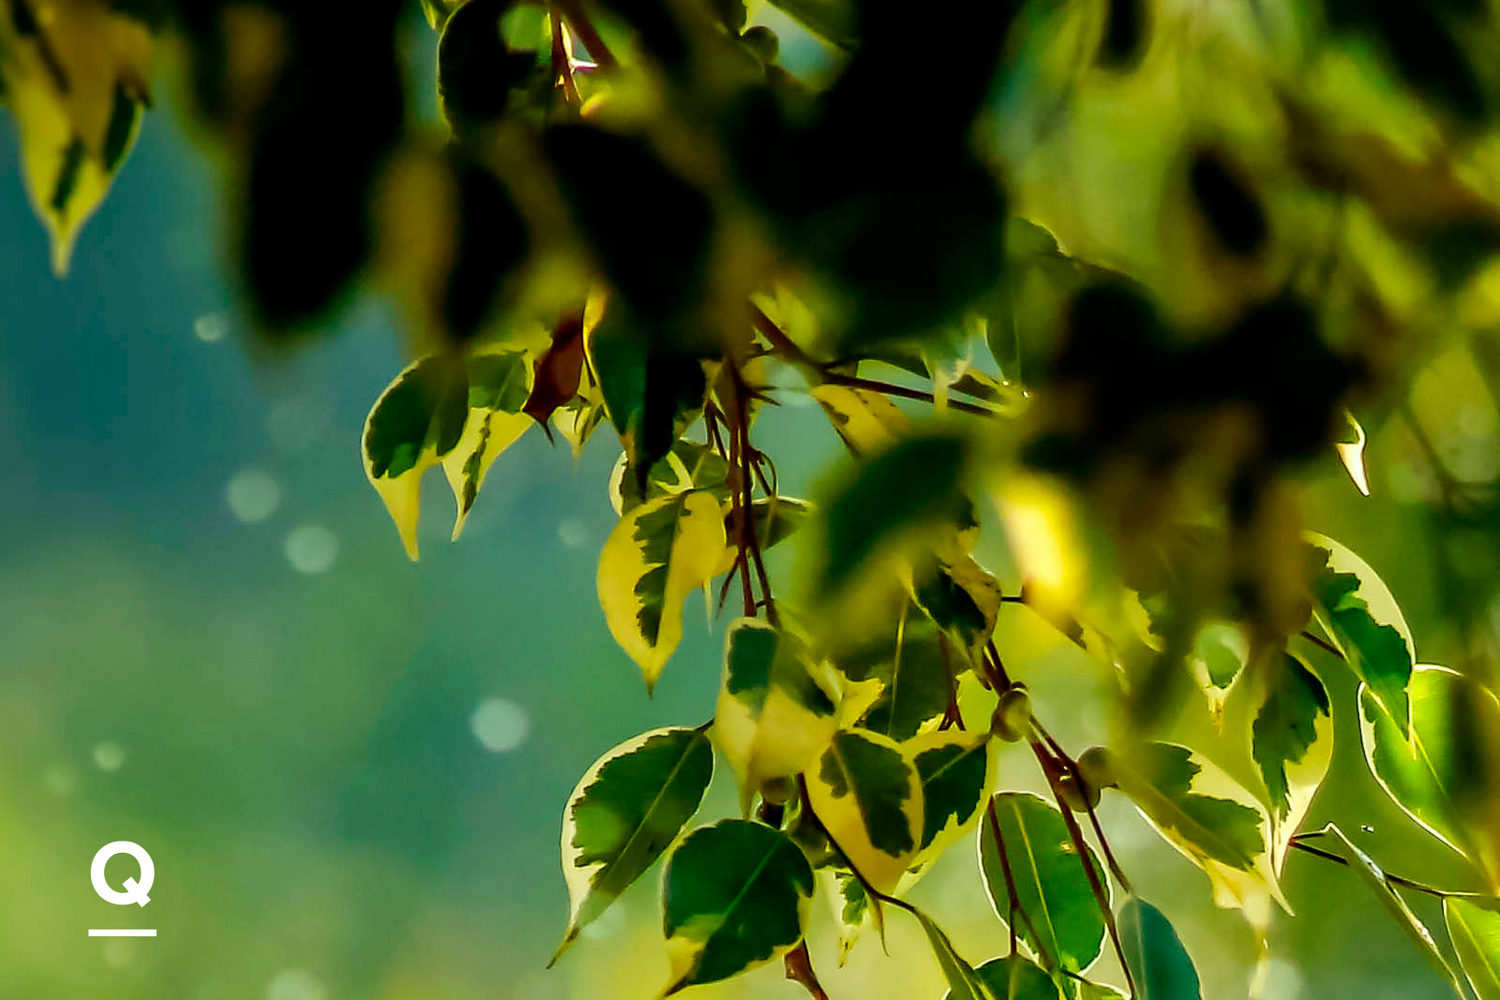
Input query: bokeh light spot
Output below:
<box><xmin>285</xmin><ymin>526</ymin><xmax>339</xmax><ymax>575</ymax></box>
<box><xmin>470</xmin><ymin>697</ymin><xmax>530</xmax><ymax>753</ymax></box>
<box><xmin>226</xmin><ymin>470</ymin><xmax>283</xmax><ymax>524</ymax></box>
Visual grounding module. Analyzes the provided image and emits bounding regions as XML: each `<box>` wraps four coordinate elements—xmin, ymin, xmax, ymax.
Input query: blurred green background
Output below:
<box><xmin>0</xmin><ymin>34</ymin><xmax>1489</xmax><ymax>1000</ymax></box>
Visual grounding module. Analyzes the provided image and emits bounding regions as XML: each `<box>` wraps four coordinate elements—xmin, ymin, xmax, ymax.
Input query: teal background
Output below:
<box><xmin>0</xmin><ymin>32</ymin><xmax>1475</xmax><ymax>1000</ymax></box>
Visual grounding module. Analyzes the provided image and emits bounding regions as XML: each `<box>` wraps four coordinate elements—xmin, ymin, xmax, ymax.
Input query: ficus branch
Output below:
<box><xmin>1030</xmin><ymin>739</ymin><xmax>1138</xmax><ymax>998</ymax></box>
<box><xmin>553</xmin><ymin>0</ymin><xmax>618</xmax><ymax>70</ymax></box>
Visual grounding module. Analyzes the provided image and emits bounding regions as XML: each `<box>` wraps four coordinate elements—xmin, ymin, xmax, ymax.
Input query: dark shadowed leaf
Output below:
<box><xmin>661</xmin><ymin>819</ymin><xmax>814</xmax><ymax>993</ymax></box>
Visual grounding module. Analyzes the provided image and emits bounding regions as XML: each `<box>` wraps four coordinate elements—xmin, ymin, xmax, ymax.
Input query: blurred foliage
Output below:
<box><xmin>13</xmin><ymin>0</ymin><xmax>1500</xmax><ymax>997</ymax></box>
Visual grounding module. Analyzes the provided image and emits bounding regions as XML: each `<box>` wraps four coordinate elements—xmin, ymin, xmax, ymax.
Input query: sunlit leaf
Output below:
<box><xmin>610</xmin><ymin>439</ymin><xmax>731</xmax><ymax>516</ymax></box>
<box><xmin>1446</xmin><ymin>896</ymin><xmax>1500</xmax><ymax>1000</ymax></box>
<box><xmin>1308</xmin><ymin>534</ymin><xmax>1414</xmax><ymax>735</ymax></box>
<box><xmin>597</xmin><ymin>490</ymin><xmax>727</xmax><ymax>691</ymax></box>
<box><xmin>1359</xmin><ymin>664</ymin><xmax>1500</xmax><ymax>885</ymax></box>
<box><xmin>0</xmin><ymin>0</ymin><xmax>153</xmax><ymax>274</ymax></box>
<box><xmin>810</xmin><ymin>383</ymin><xmax>910</xmax><ymax>456</ymax></box>
<box><xmin>907</xmin><ymin>730</ymin><xmax>995</xmax><ymax>858</ymax></box>
<box><xmin>1112</xmin><ymin>743</ymin><xmax>1288</xmax><ymax>919</ymax></box>
<box><xmin>1117</xmin><ymin>898</ymin><xmax>1203</xmax><ymax>1000</ymax></box>
<box><xmin>1250</xmin><ymin>652</ymin><xmax>1333</xmax><ymax>872</ymax></box>
<box><xmin>910</xmin><ymin>553</ymin><xmax>1003</xmax><ymax>665</ymax></box>
<box><xmin>763</xmin><ymin>0</ymin><xmax>857</xmax><ymax>49</ymax></box>
<box><xmin>362</xmin><ymin>355</ymin><xmax>471</xmax><ymax>560</ymax></box>
<box><xmin>1336</xmin><ymin>410</ymin><xmax>1371</xmax><ymax>496</ymax></box>
<box><xmin>806</xmin><ymin>729</ymin><xmax>923</xmax><ymax>893</ymax></box>
<box><xmin>978</xmin><ymin>791</ymin><xmax>1108</xmax><ymax>974</ymax></box>
<box><xmin>441</xmin><ymin>349</ymin><xmax>534</xmax><ymax>539</ymax></box>
<box><xmin>1307</xmin><ymin>824</ymin><xmax>1464</xmax><ymax>996</ymax></box>
<box><xmin>661</xmin><ymin>819</ymin><xmax>814</xmax><ymax>993</ymax></box>
<box><xmin>553</xmin><ymin>727</ymin><xmax>713</xmax><ymax>963</ymax></box>
<box><xmin>713</xmin><ymin>617</ymin><xmax>839</xmax><ymax>812</ymax></box>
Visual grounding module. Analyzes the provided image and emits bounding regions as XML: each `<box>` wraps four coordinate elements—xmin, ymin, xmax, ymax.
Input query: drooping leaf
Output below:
<box><xmin>587</xmin><ymin>310</ymin><xmax>713</xmax><ymax>482</ymax></box>
<box><xmin>1308</xmin><ymin>824</ymin><xmax>1465</xmax><ymax>996</ymax></box>
<box><xmin>1446</xmin><ymin>896</ymin><xmax>1500</xmax><ymax>1000</ymax></box>
<box><xmin>806</xmin><ymin>729</ymin><xmax>923</xmax><ymax>893</ymax></box>
<box><xmin>907</xmin><ymin>730</ymin><xmax>995</xmax><ymax>857</ymax></box>
<box><xmin>1076</xmin><ymin>982</ymin><xmax>1128</xmax><ymax>1000</ymax></box>
<box><xmin>1251</xmin><ymin>652</ymin><xmax>1333</xmax><ymax>872</ymax></box>
<box><xmin>0</xmin><ymin>0</ymin><xmax>153</xmax><ymax>274</ymax></box>
<box><xmin>523</xmin><ymin>305</ymin><xmax>589</xmax><ymax>430</ymax></box>
<box><xmin>440</xmin><ymin>349</ymin><xmax>534</xmax><ymax>539</ymax></box>
<box><xmin>714</xmin><ymin>618</ymin><xmax>839</xmax><ymax>812</ymax></box>
<box><xmin>948</xmin><ymin>956</ymin><xmax>1063</xmax><ymax>1000</ymax></box>
<box><xmin>1116</xmin><ymin>898</ymin><xmax>1203</xmax><ymax>1000</ymax></box>
<box><xmin>913</xmin><ymin>906</ymin><xmax>998</xmax><ymax>1000</ymax></box>
<box><xmin>661</xmin><ymin>819</ymin><xmax>814</xmax><ymax>994</ymax></box>
<box><xmin>821</xmin><ymin>868</ymin><xmax>873</xmax><ymax>965</ymax></box>
<box><xmin>1112</xmin><ymin>743</ymin><xmax>1288</xmax><ymax>918</ymax></box>
<box><xmin>1336</xmin><ymin>411</ymin><xmax>1371</xmax><ymax>496</ymax></box>
<box><xmin>815</xmin><ymin>431</ymin><xmax>973</xmax><ymax>601</ymax></box>
<box><xmin>810</xmin><ymin>383</ymin><xmax>910</xmax><ymax>455</ymax></box>
<box><xmin>611</xmin><ymin>438</ymin><xmax>732</xmax><ymax>516</ymax></box>
<box><xmin>597</xmin><ymin>490</ymin><xmax>727</xmax><ymax>691</ymax></box>
<box><xmin>1308</xmin><ymin>534</ymin><xmax>1415</xmax><ymax>734</ymax></box>
<box><xmin>978</xmin><ymin>792</ymin><xmax>1108</xmax><ymax>974</ymax></box>
<box><xmin>910</xmin><ymin>553</ymin><xmax>1003</xmax><ymax>665</ymax></box>
<box><xmin>362</xmin><ymin>355</ymin><xmax>471</xmax><ymax>559</ymax></box>
<box><xmin>1360</xmin><ymin>664</ymin><xmax>1500</xmax><ymax>885</ymax></box>
<box><xmin>553</xmin><ymin>727</ymin><xmax>714</xmax><ymax>963</ymax></box>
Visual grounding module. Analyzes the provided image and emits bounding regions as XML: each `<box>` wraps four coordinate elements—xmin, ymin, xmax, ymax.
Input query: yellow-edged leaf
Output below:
<box><xmin>597</xmin><ymin>490</ymin><xmax>727</xmax><ymax>691</ymax></box>
<box><xmin>806</xmin><ymin>729</ymin><xmax>923</xmax><ymax>894</ymax></box>
<box><xmin>0</xmin><ymin>0</ymin><xmax>153</xmax><ymax>274</ymax></box>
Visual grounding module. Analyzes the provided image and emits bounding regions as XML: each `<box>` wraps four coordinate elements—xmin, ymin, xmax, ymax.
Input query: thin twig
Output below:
<box><xmin>549</xmin><ymin>6</ymin><xmax>582</xmax><ymax>105</ymax></box>
<box><xmin>1030</xmin><ymin>718</ymin><xmax>1132</xmax><ymax>894</ymax></box>
<box><xmin>986</xmin><ymin>798</ymin><xmax>1052</xmax><ymax>964</ymax></box>
<box><xmin>1032</xmin><ymin>740</ymin><xmax>1137</xmax><ymax>998</ymax></box>
<box><xmin>1288</xmin><ymin>837</ymin><xmax>1467</xmax><ymax>899</ymax></box>
<box><xmin>822</xmin><ymin>372</ymin><xmax>996</xmax><ymax>417</ymax></box>
<box><xmin>1300</xmin><ymin>630</ymin><xmax>1344</xmax><ymax>660</ymax></box>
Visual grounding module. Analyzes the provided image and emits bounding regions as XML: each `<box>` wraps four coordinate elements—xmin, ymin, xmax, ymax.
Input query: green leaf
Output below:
<box><xmin>1308</xmin><ymin>824</ymin><xmax>1465</xmax><ymax>997</ymax></box>
<box><xmin>1117</xmin><ymin>898</ymin><xmax>1203</xmax><ymax>1000</ymax></box>
<box><xmin>714</xmin><ymin>618</ymin><xmax>839</xmax><ymax>812</ymax></box>
<box><xmin>1112</xmin><ymin>743</ymin><xmax>1288</xmax><ymax>917</ymax></box>
<box><xmin>1251</xmin><ymin>652</ymin><xmax>1333</xmax><ymax>871</ymax></box>
<box><xmin>661</xmin><ymin>819</ymin><xmax>814</xmax><ymax>994</ymax></box>
<box><xmin>856</xmin><ymin>615</ymin><xmax>951</xmax><ymax>741</ymax></box>
<box><xmin>597</xmin><ymin>490</ymin><xmax>727</xmax><ymax>692</ymax></box>
<box><xmin>912</xmin><ymin>906</ymin><xmax>998</xmax><ymax>1000</ymax></box>
<box><xmin>0</xmin><ymin>1</ymin><xmax>153</xmax><ymax>274</ymax></box>
<box><xmin>362</xmin><ymin>355</ymin><xmax>472</xmax><ymax>559</ymax></box>
<box><xmin>979</xmin><ymin>792</ymin><xmax>1108</xmax><ymax>974</ymax></box>
<box><xmin>806</xmin><ymin>729</ymin><xmax>923</xmax><ymax>893</ymax></box>
<box><xmin>586</xmin><ymin>288</ymin><xmax>712</xmax><ymax>480</ymax></box>
<box><xmin>811</xmin><ymin>383</ymin><xmax>910</xmax><ymax>456</ymax></box>
<box><xmin>816</xmin><ymin>431</ymin><xmax>973</xmax><ymax>600</ymax></box>
<box><xmin>1308</xmin><ymin>534</ymin><xmax>1415</xmax><ymax>735</ymax></box>
<box><xmin>1076</xmin><ymin>982</ymin><xmax>1128</xmax><ymax>1000</ymax></box>
<box><xmin>553</xmin><ymin>727</ymin><xmax>714</xmax><ymax>963</ymax></box>
<box><xmin>1360</xmin><ymin>664</ymin><xmax>1500</xmax><ymax>884</ymax></box>
<box><xmin>911</xmin><ymin>553</ymin><xmax>1003</xmax><ymax>665</ymax></box>
<box><xmin>907</xmin><ymin>730</ymin><xmax>995</xmax><ymax>857</ymax></box>
<box><xmin>440</xmin><ymin>349</ymin><xmax>534</xmax><ymax>539</ymax></box>
<box><xmin>610</xmin><ymin>438</ymin><xmax>732</xmax><ymax>516</ymax></box>
<box><xmin>420</xmin><ymin>0</ymin><xmax>460</xmax><ymax>28</ymax></box>
<box><xmin>947</xmin><ymin>956</ymin><xmax>1064</xmax><ymax>1000</ymax></box>
<box><xmin>1447</xmin><ymin>896</ymin><xmax>1500</xmax><ymax>1000</ymax></box>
